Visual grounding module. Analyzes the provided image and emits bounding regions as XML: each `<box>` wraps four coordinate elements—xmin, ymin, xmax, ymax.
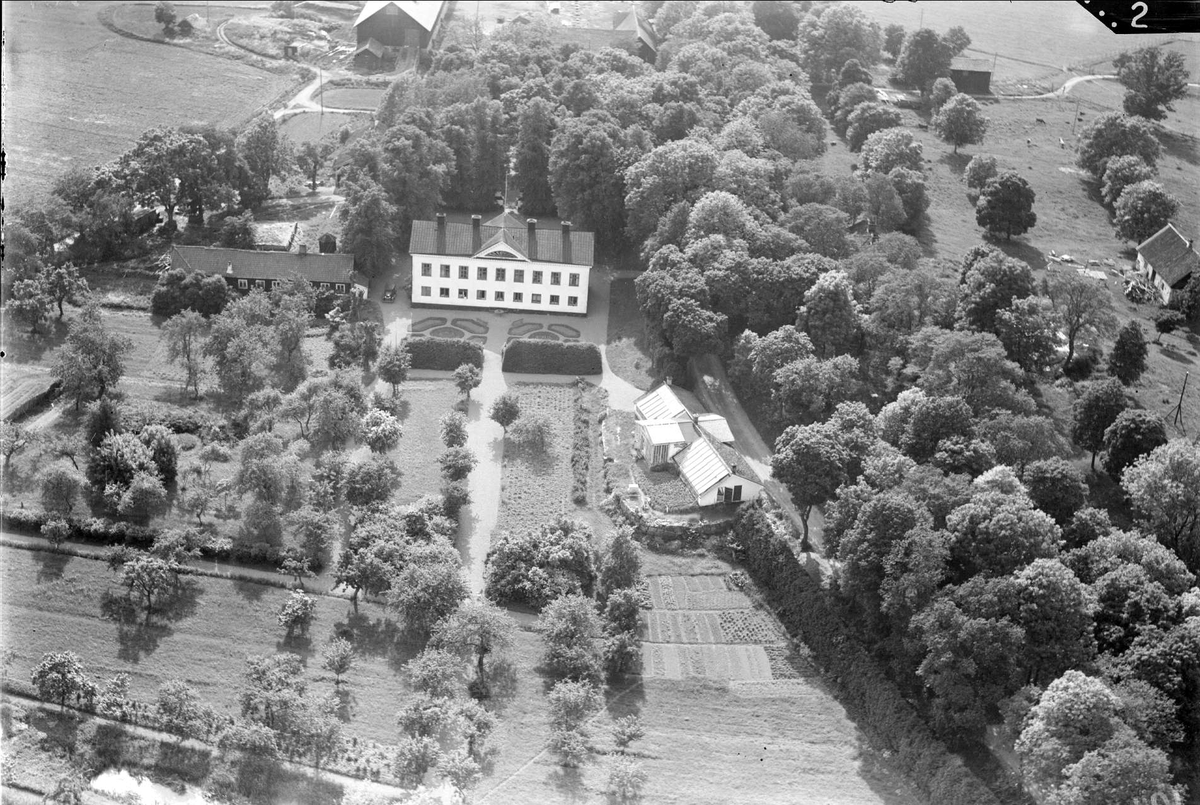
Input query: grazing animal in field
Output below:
<box><xmin>1059</xmin><ymin>137</ymin><xmax>1065</xmax><ymax>148</ymax></box>
<box><xmin>1035</xmin><ymin>118</ymin><xmax>1047</xmax><ymax>124</ymax></box>
<box><xmin>1026</xmin><ymin>138</ymin><xmax>1032</xmax><ymax>146</ymax></box>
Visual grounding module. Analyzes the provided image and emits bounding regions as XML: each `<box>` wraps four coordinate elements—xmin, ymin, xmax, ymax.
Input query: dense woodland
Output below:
<box><xmin>3</xmin><ymin>1</ymin><xmax>1200</xmax><ymax>803</ymax></box>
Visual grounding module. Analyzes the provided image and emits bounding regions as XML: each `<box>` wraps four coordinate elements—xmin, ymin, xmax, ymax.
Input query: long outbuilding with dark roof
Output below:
<box><xmin>169</xmin><ymin>245</ymin><xmax>368</xmax><ymax>296</ymax></box>
<box><xmin>408</xmin><ymin>212</ymin><xmax>594</xmax><ymax>314</ymax></box>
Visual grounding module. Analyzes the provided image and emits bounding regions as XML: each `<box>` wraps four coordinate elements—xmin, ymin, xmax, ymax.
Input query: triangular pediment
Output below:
<box><xmin>475</xmin><ymin>229</ymin><xmax>529</xmax><ymax>260</ymax></box>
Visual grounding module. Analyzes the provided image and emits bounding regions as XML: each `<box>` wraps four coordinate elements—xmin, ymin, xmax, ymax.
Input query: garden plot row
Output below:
<box><xmin>641</xmin><ymin>643</ymin><xmax>774</xmax><ymax>681</ymax></box>
<box><xmin>646</xmin><ymin>574</ymin><xmax>753</xmax><ymax>610</ymax></box>
<box><xmin>644</xmin><ymin>610</ymin><xmax>782</xmax><ymax>644</ymax></box>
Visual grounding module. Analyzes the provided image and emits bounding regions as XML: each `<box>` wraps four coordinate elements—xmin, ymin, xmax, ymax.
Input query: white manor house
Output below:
<box><xmin>408</xmin><ymin>212</ymin><xmax>594</xmax><ymax>314</ymax></box>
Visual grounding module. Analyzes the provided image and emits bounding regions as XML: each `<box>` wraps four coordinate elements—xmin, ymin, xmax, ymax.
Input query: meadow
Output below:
<box><xmin>2</xmin><ymin>3</ymin><xmax>298</xmax><ymax>207</ymax></box>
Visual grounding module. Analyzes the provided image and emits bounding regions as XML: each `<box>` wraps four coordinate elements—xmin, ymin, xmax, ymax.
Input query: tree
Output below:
<box><xmin>7</xmin><ymin>277</ymin><xmax>54</xmax><ymax>334</ymax></box>
<box><xmin>1056</xmin><ymin>731</ymin><xmax>1177</xmax><ymax>805</ymax></box>
<box><xmin>430</xmin><ymin>600</ymin><xmax>515</xmax><ymax>695</ymax></box>
<box><xmin>453</xmin><ymin>364</ymin><xmax>482</xmax><ymax>399</ymax></box>
<box><xmin>40</xmin><ymin>465</ymin><xmax>83</xmax><ymax>516</ymax></box>
<box><xmin>439</xmin><ymin>410</ymin><xmax>468</xmax><ymax>448</ymax></box>
<box><xmin>359</xmin><ymin>409</ymin><xmax>403</xmax><ymax>453</ymax></box>
<box><xmin>376</xmin><ymin>344</ymin><xmax>410</xmax><ymax>395</ymax></box>
<box><xmin>295</xmin><ymin>140</ymin><xmax>332</xmax><ymax>192</ymax></box>
<box><xmin>752</xmin><ymin>0</ymin><xmax>799</xmax><ymax>40</ymax></box>
<box><xmin>860</xmin><ymin>128</ymin><xmax>924</xmax><ymax>175</ymax></box>
<box><xmin>236</xmin><ymin>114</ymin><xmax>285</xmax><ymax>207</ymax></box>
<box><xmin>1152</xmin><ymin>309</ymin><xmax>1186</xmax><ymax>343</ymax></box>
<box><xmin>1045</xmin><ymin>271</ymin><xmax>1118</xmax><ymax>368</ymax></box>
<box><xmin>1023</xmin><ymin>458</ymin><xmax>1088</xmax><ymax>526</ymax></box>
<box><xmin>932</xmin><ymin>93</ymin><xmax>988</xmax><ymax>153</ymax></box>
<box><xmin>1</xmin><ymin>422</ymin><xmax>31</xmax><ymax>471</ymax></box>
<box><xmin>1114</xmin><ymin>45</ymin><xmax>1191</xmax><ymax>121</ymax></box>
<box><xmin>838</xmin><ymin>58</ymin><xmax>873</xmax><ymax>89</ymax></box>
<box><xmin>439</xmin><ymin>447</ymin><xmax>477</xmax><ymax>482</ymax></box>
<box><xmin>549</xmin><ymin>111</ymin><xmax>631</xmax><ymax>247</ymax></box>
<box><xmin>599</xmin><ymin>526</ymin><xmax>641</xmax><ymax>599</ymax></box>
<box><xmin>798</xmin><ymin>270</ymin><xmax>862</xmax><ymax>358</ymax></box>
<box><xmin>946</xmin><ymin>493</ymin><xmax>1061</xmax><ymax>579</ymax></box>
<box><xmin>321</xmin><ymin>638</ymin><xmax>354</xmax><ymax>685</ymax></box>
<box><xmin>1100</xmin><ymin>155</ymin><xmax>1156</xmax><ymax>207</ymax></box>
<box><xmin>540</xmin><ymin>595</ymin><xmax>602</xmax><ymax>682</ymax></box>
<box><xmin>277</xmin><ymin>591</ymin><xmax>316</xmax><ymax>638</ymax></box>
<box><xmin>846</xmin><ymin>103</ymin><xmax>902</xmax><ymax>151</ymax></box>
<box><xmin>1102</xmin><ymin>409</ymin><xmax>1168</xmax><ymax>479</ymax></box>
<box><xmin>976</xmin><ymin>171</ymin><xmax>1036</xmax><ymax>240</ymax></box>
<box><xmin>772</xmin><ymin>424</ymin><xmax>850</xmax><ymax>543</ymax></box>
<box><xmin>797</xmin><ymin>3</ymin><xmax>881</xmax><ymax>82</ymax></box>
<box><xmin>343</xmin><ymin>457</ymin><xmax>400</xmax><ymax>507</ymax></box>
<box><xmin>1122</xmin><ymin>440</ymin><xmax>1200</xmax><ymax>569</ymax></box>
<box><xmin>41</xmin><ymin>519</ymin><xmax>72</xmax><ymax>552</ymax></box>
<box><xmin>154</xmin><ymin>1</ymin><xmax>176</xmax><ymax>32</ymax></box>
<box><xmin>956</xmin><ymin>249</ymin><xmax>1036</xmax><ymax>332</ymax></box>
<box><xmin>887</xmin><ymin>167</ymin><xmax>930</xmax><ymax>232</ymax></box>
<box><xmin>157</xmin><ymin>680</ymin><xmax>207</xmax><ymax>740</ymax></box>
<box><xmin>782</xmin><ymin>203</ymin><xmax>853</xmax><ymax>259</ymax></box>
<box><xmin>388</xmin><ymin>549</ymin><xmax>469</xmax><ymax>638</ymax></box>
<box><xmin>829</xmin><ymin>82</ymin><xmax>880</xmax><ymax>138</ymax></box>
<box><xmin>117</xmin><ymin>471</ymin><xmax>169</xmax><ymax>523</ymax></box>
<box><xmin>121</xmin><ymin>554</ymin><xmax>175</xmax><ymax>620</ymax></box>
<box><xmin>662</xmin><ymin>297</ymin><xmax>727</xmax><ymax>358</ymax></box>
<box><xmin>483</xmin><ymin>391</ymin><xmax>521</xmax><ymax>433</ymax></box>
<box><xmin>53</xmin><ymin>305</ymin><xmax>134</xmax><ymax>409</ymax></box>
<box><xmin>1107</xmin><ymin>321</ymin><xmax>1148</xmax><ymax>385</ymax></box>
<box><xmin>1113</xmin><ymin>180</ymin><xmax>1179</xmax><ymax>243</ymax></box>
<box><xmin>883</xmin><ymin>24</ymin><xmax>905</xmax><ymax>60</ymax></box>
<box><xmin>340</xmin><ymin>179</ymin><xmax>398</xmax><ymax>279</ymax></box>
<box><xmin>964</xmin><ymin>154</ymin><xmax>999</xmax><ymax>192</ymax></box>
<box><xmin>943</xmin><ymin>26</ymin><xmax>971</xmax><ymax>57</ymax></box>
<box><xmin>1076</xmin><ymin>112</ymin><xmax>1161</xmax><ymax>177</ymax></box>
<box><xmin>995</xmin><ymin>297</ymin><xmax>1059</xmax><ymax>374</ymax></box>
<box><xmin>41</xmin><ymin>263</ymin><xmax>89</xmax><ymax>319</ymax></box>
<box><xmin>892</xmin><ymin>28</ymin><xmax>951</xmax><ymax>91</ymax></box>
<box><xmin>31</xmin><ymin>652</ymin><xmax>92</xmax><ymax>711</ymax></box>
<box><xmin>509</xmin><ymin>413</ymin><xmax>553</xmax><ymax>454</ymax></box>
<box><xmin>515</xmin><ymin>98</ymin><xmax>558</xmax><ymax>216</ymax></box>
<box><xmin>1072</xmin><ymin>379</ymin><xmax>1129</xmax><ymax>470</ymax></box>
<box><xmin>161</xmin><ymin>310</ymin><xmax>207</xmax><ymax>399</ymax></box>
<box><xmin>623</xmin><ymin>139</ymin><xmax>719</xmax><ymax>244</ymax></box>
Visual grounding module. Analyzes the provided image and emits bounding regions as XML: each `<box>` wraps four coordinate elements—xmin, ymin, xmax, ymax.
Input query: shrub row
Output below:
<box><xmin>121</xmin><ymin>399</ymin><xmax>226</xmax><ymax>437</ymax></box>
<box><xmin>501</xmin><ymin>340</ymin><xmax>602</xmax><ymax>375</ymax></box>
<box><xmin>730</xmin><ymin>502</ymin><xmax>1002</xmax><ymax>805</ymax></box>
<box><xmin>571</xmin><ymin>388</ymin><xmax>590</xmax><ymax>505</ymax></box>
<box><xmin>401</xmin><ymin>336</ymin><xmax>484</xmax><ymax>370</ymax></box>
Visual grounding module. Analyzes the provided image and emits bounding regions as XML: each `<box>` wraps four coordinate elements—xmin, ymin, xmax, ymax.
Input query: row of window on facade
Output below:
<box><xmin>419</xmin><ymin>287</ymin><xmax>579</xmax><ymax>306</ymax></box>
<box><xmin>237</xmin><ymin>278</ymin><xmax>346</xmax><ymax>292</ymax></box>
<box><xmin>420</xmin><ymin>263</ymin><xmax>581</xmax><ymax>286</ymax></box>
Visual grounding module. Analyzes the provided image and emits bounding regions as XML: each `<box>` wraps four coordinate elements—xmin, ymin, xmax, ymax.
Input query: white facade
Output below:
<box><xmin>410</xmin><ymin>246</ymin><xmax>590</xmax><ymax>314</ymax></box>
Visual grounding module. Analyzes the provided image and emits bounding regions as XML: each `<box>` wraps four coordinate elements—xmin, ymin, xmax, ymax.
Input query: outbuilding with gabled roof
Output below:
<box><xmin>1136</xmin><ymin>222</ymin><xmax>1198</xmax><ymax>305</ymax></box>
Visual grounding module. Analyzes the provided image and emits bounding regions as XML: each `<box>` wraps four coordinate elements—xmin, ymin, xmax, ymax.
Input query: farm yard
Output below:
<box><xmin>2</xmin><ymin>3</ymin><xmax>301</xmax><ymax>207</ymax></box>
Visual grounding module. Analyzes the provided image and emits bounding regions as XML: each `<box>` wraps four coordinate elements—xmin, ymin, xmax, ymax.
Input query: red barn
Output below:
<box><xmin>354</xmin><ymin>1</ymin><xmax>447</xmax><ymax>52</ymax></box>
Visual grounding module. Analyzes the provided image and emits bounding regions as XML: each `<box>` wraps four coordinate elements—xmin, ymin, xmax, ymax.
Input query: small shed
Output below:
<box><xmin>318</xmin><ymin>233</ymin><xmax>338</xmax><ymax>254</ymax></box>
<box><xmin>283</xmin><ymin>41</ymin><xmax>302</xmax><ymax>59</ymax></box>
<box><xmin>949</xmin><ymin>57</ymin><xmax>992</xmax><ymax>95</ymax></box>
<box><xmin>1136</xmin><ymin>222</ymin><xmax>1198</xmax><ymax>305</ymax></box>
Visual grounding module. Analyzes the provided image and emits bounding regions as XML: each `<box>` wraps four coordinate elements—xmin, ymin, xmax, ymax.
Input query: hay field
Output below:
<box><xmin>2</xmin><ymin>3</ymin><xmax>296</xmax><ymax>207</ymax></box>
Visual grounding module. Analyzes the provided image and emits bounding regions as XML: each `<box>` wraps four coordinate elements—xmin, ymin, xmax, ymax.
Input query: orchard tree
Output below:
<box><xmin>376</xmin><ymin>344</ymin><xmax>410</xmax><ymax>395</ymax></box>
<box><xmin>439</xmin><ymin>447</ymin><xmax>477</xmax><ymax>482</ymax></box>
<box><xmin>359</xmin><ymin>409</ymin><xmax>403</xmax><ymax>453</ymax></box>
<box><xmin>964</xmin><ymin>154</ymin><xmax>999</xmax><ymax>194</ymax></box>
<box><xmin>343</xmin><ymin>457</ymin><xmax>400</xmax><ymax>507</ymax></box>
<box><xmin>1100</xmin><ymin>155</ymin><xmax>1156</xmax><ymax>207</ymax></box>
<box><xmin>1108</xmin><ymin>321</ymin><xmax>1148</xmax><ymax>385</ymax></box>
<box><xmin>1072</xmin><ymin>379</ymin><xmax>1129</xmax><ymax>469</ymax></box>
<box><xmin>489</xmin><ymin>392</ymin><xmax>521</xmax><ymax>433</ymax></box>
<box><xmin>1076</xmin><ymin>111</ymin><xmax>1161</xmax><ymax>177</ymax></box>
<box><xmin>1113</xmin><ymin>180</ymin><xmax>1179</xmax><ymax>243</ymax></box>
<box><xmin>1152</xmin><ymin>309</ymin><xmax>1186</xmax><ymax>343</ymax></box>
<box><xmin>41</xmin><ymin>465</ymin><xmax>83</xmax><ymax>516</ymax></box>
<box><xmin>929</xmin><ymin>77</ymin><xmax>957</xmax><ymax>113</ymax></box>
<box><xmin>1</xmin><ymin>422</ymin><xmax>31</xmax><ymax>470</ymax></box>
<box><xmin>31</xmin><ymin>652</ymin><xmax>93</xmax><ymax>711</ymax></box>
<box><xmin>772</xmin><ymin>424</ymin><xmax>850</xmax><ymax>544</ymax></box>
<box><xmin>975</xmin><ymin>171</ymin><xmax>1036</xmax><ymax>240</ymax></box>
<box><xmin>162</xmin><ymin>310</ymin><xmax>207</xmax><ymax>399</ymax></box>
<box><xmin>1045</xmin><ymin>271</ymin><xmax>1118</xmax><ymax>367</ymax></box>
<box><xmin>892</xmin><ymin>28</ymin><xmax>951</xmax><ymax>91</ymax></box>
<box><xmin>277</xmin><ymin>591</ymin><xmax>316</xmax><ymax>638</ymax></box>
<box><xmin>53</xmin><ymin>304</ymin><xmax>134</xmax><ymax>409</ymax></box>
<box><xmin>7</xmin><ymin>278</ymin><xmax>54</xmax><ymax>334</ymax></box>
<box><xmin>860</xmin><ymin>128</ymin><xmax>924</xmax><ymax>175</ymax></box>
<box><xmin>157</xmin><ymin>681</ymin><xmax>207</xmax><ymax>740</ymax></box>
<box><xmin>439</xmin><ymin>410</ymin><xmax>468</xmax><ymax>448</ymax></box>
<box><xmin>1115</xmin><ymin>45</ymin><xmax>1191</xmax><ymax>121</ymax></box>
<box><xmin>43</xmin><ymin>263</ymin><xmax>89</xmax><ymax>319</ymax></box>
<box><xmin>932</xmin><ymin>94</ymin><xmax>988</xmax><ymax>153</ymax></box>
<box><xmin>1102</xmin><ymin>409</ymin><xmax>1168</xmax><ymax>479</ymax></box>
<box><xmin>430</xmin><ymin>600</ymin><xmax>515</xmax><ymax>694</ymax></box>
<box><xmin>453</xmin><ymin>364</ymin><xmax>482</xmax><ymax>399</ymax></box>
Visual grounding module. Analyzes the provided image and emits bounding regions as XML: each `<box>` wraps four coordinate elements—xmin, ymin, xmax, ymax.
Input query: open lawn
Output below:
<box><xmin>2</xmin><ymin>3</ymin><xmax>298</xmax><ymax>207</ymax></box>
<box><xmin>605</xmin><ymin>278</ymin><xmax>656</xmax><ymax>392</ymax></box>
<box><xmin>845</xmin><ymin>1</ymin><xmax>1197</xmax><ymax>92</ymax></box>
<box><xmin>279</xmin><ymin>110</ymin><xmax>369</xmax><ymax>145</ymax></box>
<box><xmin>385</xmin><ymin>379</ymin><xmax>462</xmax><ymax>507</ymax></box>
<box><xmin>320</xmin><ymin>87</ymin><xmax>388</xmax><ymax>111</ymax></box>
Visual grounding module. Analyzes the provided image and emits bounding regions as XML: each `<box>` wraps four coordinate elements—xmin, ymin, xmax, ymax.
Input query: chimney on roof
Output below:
<box><xmin>226</xmin><ymin>263</ymin><xmax>233</xmax><ymax>275</ymax></box>
<box><xmin>561</xmin><ymin>220</ymin><xmax>572</xmax><ymax>264</ymax></box>
<box><xmin>298</xmin><ymin>243</ymin><xmax>308</xmax><ymax>255</ymax></box>
<box><xmin>665</xmin><ymin>375</ymin><xmax>672</xmax><ymax>386</ymax></box>
<box><xmin>471</xmin><ymin>214</ymin><xmax>482</xmax><ymax>252</ymax></box>
<box><xmin>731</xmin><ymin>463</ymin><xmax>738</xmax><ymax>475</ymax></box>
<box><xmin>436</xmin><ymin>212</ymin><xmax>447</xmax><ymax>254</ymax></box>
<box><xmin>1190</xmin><ymin>239</ymin><xmax>1195</xmax><ymax>251</ymax></box>
<box><xmin>527</xmin><ymin>218</ymin><xmax>538</xmax><ymax>261</ymax></box>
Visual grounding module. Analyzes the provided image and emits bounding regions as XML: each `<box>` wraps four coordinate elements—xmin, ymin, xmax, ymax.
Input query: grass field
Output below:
<box><xmin>2</xmin><ymin>3</ymin><xmax>298</xmax><ymax>207</ymax></box>
<box><xmin>320</xmin><ymin>87</ymin><xmax>387</xmax><ymax>111</ymax></box>
<box><xmin>0</xmin><ymin>364</ymin><xmax>58</xmax><ymax>422</ymax></box>
<box><xmin>845</xmin><ymin>1</ymin><xmax>1199</xmax><ymax>92</ymax></box>
<box><xmin>279</xmin><ymin>110</ymin><xmax>367</xmax><ymax>145</ymax></box>
<box><xmin>605</xmin><ymin>278</ymin><xmax>656</xmax><ymax>391</ymax></box>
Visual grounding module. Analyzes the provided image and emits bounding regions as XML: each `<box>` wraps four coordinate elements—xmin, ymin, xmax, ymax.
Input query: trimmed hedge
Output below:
<box><xmin>730</xmin><ymin>502</ymin><xmax>1002</xmax><ymax>805</ymax></box>
<box><xmin>502</xmin><ymin>340</ymin><xmax>602</xmax><ymax>375</ymax></box>
<box><xmin>402</xmin><ymin>336</ymin><xmax>484</xmax><ymax>370</ymax></box>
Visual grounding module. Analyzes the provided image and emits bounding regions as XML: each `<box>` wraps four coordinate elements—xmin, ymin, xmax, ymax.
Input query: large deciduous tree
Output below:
<box><xmin>1101</xmin><ymin>409</ymin><xmax>1168</xmax><ymax>479</ymax></box>
<box><xmin>1044</xmin><ymin>271</ymin><xmax>1118</xmax><ymax>368</ymax></box>
<box><xmin>161</xmin><ymin>310</ymin><xmax>207</xmax><ymax>399</ymax></box>
<box><xmin>1076</xmin><ymin>111</ymin><xmax>1161</xmax><ymax>177</ymax></box>
<box><xmin>514</xmin><ymin>98</ymin><xmax>558</xmax><ymax>216</ymax></box>
<box><xmin>1072</xmin><ymin>379</ymin><xmax>1128</xmax><ymax>469</ymax></box>
<box><xmin>31</xmin><ymin>652</ymin><xmax>94</xmax><ymax>711</ymax></box>
<box><xmin>975</xmin><ymin>171</ymin><xmax>1036</xmax><ymax>240</ymax></box>
<box><xmin>1122</xmin><ymin>440</ymin><xmax>1200</xmax><ymax>570</ymax></box>
<box><xmin>1100</xmin><ymin>155</ymin><xmax>1156</xmax><ymax>207</ymax></box>
<box><xmin>1107</xmin><ymin>321</ymin><xmax>1148</xmax><ymax>385</ymax></box>
<box><xmin>549</xmin><ymin>111</ymin><xmax>634</xmax><ymax>248</ymax></box>
<box><xmin>772</xmin><ymin>423</ymin><xmax>850</xmax><ymax>543</ymax></box>
<box><xmin>956</xmin><ymin>249</ymin><xmax>1035</xmax><ymax>332</ymax></box>
<box><xmin>1113</xmin><ymin>180</ymin><xmax>1179</xmax><ymax>243</ymax></box>
<box><xmin>1114</xmin><ymin>45</ymin><xmax>1191</xmax><ymax>121</ymax></box>
<box><xmin>859</xmin><ymin>128</ymin><xmax>924</xmax><ymax>175</ymax></box>
<box><xmin>846</xmin><ymin>103</ymin><xmax>902</xmax><ymax>152</ymax></box>
<box><xmin>54</xmin><ymin>305</ymin><xmax>134</xmax><ymax>409</ymax></box>
<box><xmin>797</xmin><ymin>4</ymin><xmax>882</xmax><ymax>83</ymax></box>
<box><xmin>892</xmin><ymin>28</ymin><xmax>951</xmax><ymax>91</ymax></box>
<box><xmin>340</xmin><ymin>178</ymin><xmax>398</xmax><ymax>279</ymax></box>
<box><xmin>932</xmin><ymin>93</ymin><xmax>988</xmax><ymax>153</ymax></box>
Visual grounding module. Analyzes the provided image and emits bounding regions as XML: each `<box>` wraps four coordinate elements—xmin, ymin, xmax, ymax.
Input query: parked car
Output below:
<box><xmin>382</xmin><ymin>284</ymin><xmax>397</xmax><ymax>302</ymax></box>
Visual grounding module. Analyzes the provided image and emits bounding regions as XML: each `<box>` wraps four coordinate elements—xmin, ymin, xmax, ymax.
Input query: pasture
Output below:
<box><xmin>2</xmin><ymin>3</ymin><xmax>297</xmax><ymax>207</ymax></box>
<box><xmin>279</xmin><ymin>110</ymin><xmax>367</xmax><ymax>145</ymax></box>
<box><xmin>320</xmin><ymin>87</ymin><xmax>388</xmax><ymax>111</ymax></box>
<box><xmin>846</xmin><ymin>0</ymin><xmax>1199</xmax><ymax>92</ymax></box>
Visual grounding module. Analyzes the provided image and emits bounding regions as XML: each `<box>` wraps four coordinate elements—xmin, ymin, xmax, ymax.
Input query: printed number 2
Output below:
<box><xmin>1131</xmin><ymin>1</ymin><xmax>1148</xmax><ymax>28</ymax></box>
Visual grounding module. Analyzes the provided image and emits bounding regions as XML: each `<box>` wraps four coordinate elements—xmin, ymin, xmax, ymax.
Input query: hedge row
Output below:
<box><xmin>501</xmin><ymin>340</ymin><xmax>602</xmax><ymax>375</ymax></box>
<box><xmin>402</xmin><ymin>337</ymin><xmax>484</xmax><ymax>370</ymax></box>
<box><xmin>1</xmin><ymin>509</ymin><xmax>287</xmax><ymax>569</ymax></box>
<box><xmin>121</xmin><ymin>399</ymin><xmax>226</xmax><ymax>437</ymax></box>
<box><xmin>570</xmin><ymin>388</ymin><xmax>590</xmax><ymax>505</ymax></box>
<box><xmin>731</xmin><ymin>502</ymin><xmax>1002</xmax><ymax>805</ymax></box>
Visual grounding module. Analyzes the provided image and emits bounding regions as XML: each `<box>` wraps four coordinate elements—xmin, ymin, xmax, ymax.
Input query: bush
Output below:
<box><xmin>486</xmin><ymin>517</ymin><xmax>598</xmax><ymax>609</ymax></box>
<box><xmin>501</xmin><ymin>340</ymin><xmax>602</xmax><ymax>375</ymax></box>
<box><xmin>730</xmin><ymin>502</ymin><xmax>1002</xmax><ymax>805</ymax></box>
<box><xmin>120</xmin><ymin>399</ymin><xmax>223</xmax><ymax>437</ymax></box>
<box><xmin>401</xmin><ymin>337</ymin><xmax>484</xmax><ymax>370</ymax></box>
